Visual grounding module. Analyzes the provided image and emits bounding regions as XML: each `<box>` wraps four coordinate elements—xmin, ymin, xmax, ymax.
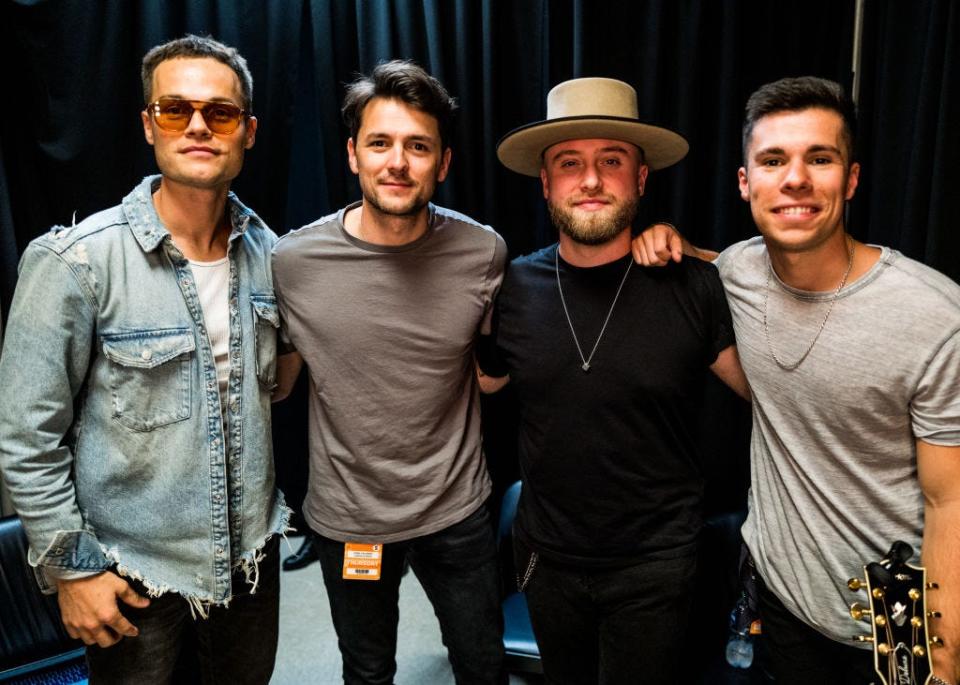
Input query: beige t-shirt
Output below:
<box><xmin>272</xmin><ymin>203</ymin><xmax>507</xmax><ymax>542</ymax></box>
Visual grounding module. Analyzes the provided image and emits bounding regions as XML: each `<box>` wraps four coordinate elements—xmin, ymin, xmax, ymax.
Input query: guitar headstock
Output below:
<box><xmin>847</xmin><ymin>541</ymin><xmax>943</xmax><ymax>685</ymax></box>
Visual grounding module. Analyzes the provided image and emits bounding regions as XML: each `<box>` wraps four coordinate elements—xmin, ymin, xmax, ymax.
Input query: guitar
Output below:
<box><xmin>847</xmin><ymin>541</ymin><xmax>944</xmax><ymax>685</ymax></box>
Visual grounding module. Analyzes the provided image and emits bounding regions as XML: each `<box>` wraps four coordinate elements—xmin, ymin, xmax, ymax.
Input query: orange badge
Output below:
<box><xmin>342</xmin><ymin>542</ymin><xmax>383</xmax><ymax>581</ymax></box>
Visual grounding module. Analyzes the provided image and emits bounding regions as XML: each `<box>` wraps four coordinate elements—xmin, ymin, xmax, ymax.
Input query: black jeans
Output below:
<box><xmin>756</xmin><ymin>574</ymin><xmax>876</xmax><ymax>684</ymax></box>
<box><xmin>314</xmin><ymin>504</ymin><xmax>505</xmax><ymax>685</ymax></box>
<box><xmin>85</xmin><ymin>536</ymin><xmax>281</xmax><ymax>685</ymax></box>
<box><xmin>516</xmin><ymin>537</ymin><xmax>697</xmax><ymax>685</ymax></box>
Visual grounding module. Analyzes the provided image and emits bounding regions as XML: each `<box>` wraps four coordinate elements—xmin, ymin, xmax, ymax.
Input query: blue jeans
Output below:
<box><xmin>516</xmin><ymin>536</ymin><xmax>696</xmax><ymax>685</ymax></box>
<box><xmin>85</xmin><ymin>537</ymin><xmax>280</xmax><ymax>684</ymax></box>
<box><xmin>314</xmin><ymin>504</ymin><xmax>505</xmax><ymax>685</ymax></box>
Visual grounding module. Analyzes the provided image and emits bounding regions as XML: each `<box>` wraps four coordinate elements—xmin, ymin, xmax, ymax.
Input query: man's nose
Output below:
<box><xmin>781</xmin><ymin>158</ymin><xmax>812</xmax><ymax>191</ymax></box>
<box><xmin>184</xmin><ymin>107</ymin><xmax>212</xmax><ymax>136</ymax></box>
<box><xmin>386</xmin><ymin>144</ymin><xmax>408</xmax><ymax>172</ymax></box>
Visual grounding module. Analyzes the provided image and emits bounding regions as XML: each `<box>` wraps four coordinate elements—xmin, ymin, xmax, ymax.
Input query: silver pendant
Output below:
<box><xmin>581</xmin><ymin>362</ymin><xmax>590</xmax><ymax>372</ymax></box>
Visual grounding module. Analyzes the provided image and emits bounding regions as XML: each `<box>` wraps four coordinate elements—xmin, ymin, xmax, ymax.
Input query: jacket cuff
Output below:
<box><xmin>29</xmin><ymin>529</ymin><xmax>111</xmax><ymax>592</ymax></box>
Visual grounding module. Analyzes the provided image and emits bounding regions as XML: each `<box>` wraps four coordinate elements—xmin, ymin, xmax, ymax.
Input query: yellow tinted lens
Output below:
<box><xmin>201</xmin><ymin>102</ymin><xmax>243</xmax><ymax>133</ymax></box>
<box><xmin>155</xmin><ymin>99</ymin><xmax>193</xmax><ymax>130</ymax></box>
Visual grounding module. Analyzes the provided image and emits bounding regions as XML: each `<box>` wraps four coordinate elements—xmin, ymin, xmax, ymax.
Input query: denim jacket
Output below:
<box><xmin>0</xmin><ymin>176</ymin><xmax>290</xmax><ymax>608</ymax></box>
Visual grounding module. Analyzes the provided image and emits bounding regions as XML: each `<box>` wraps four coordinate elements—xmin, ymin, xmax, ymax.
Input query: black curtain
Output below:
<box><xmin>1</xmin><ymin>0</ymin><xmax>956</xmax><ymax>511</ymax></box>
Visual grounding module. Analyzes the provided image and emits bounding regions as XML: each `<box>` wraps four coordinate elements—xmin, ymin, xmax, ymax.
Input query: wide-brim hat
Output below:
<box><xmin>497</xmin><ymin>77</ymin><xmax>689</xmax><ymax>177</ymax></box>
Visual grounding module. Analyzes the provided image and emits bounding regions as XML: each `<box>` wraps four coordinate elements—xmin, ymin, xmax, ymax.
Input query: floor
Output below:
<box><xmin>271</xmin><ymin>539</ymin><xmax>542</xmax><ymax>684</ymax></box>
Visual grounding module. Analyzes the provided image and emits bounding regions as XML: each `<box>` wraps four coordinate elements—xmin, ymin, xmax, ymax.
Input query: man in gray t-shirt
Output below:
<box><xmin>635</xmin><ymin>77</ymin><xmax>960</xmax><ymax>684</ymax></box>
<box><xmin>272</xmin><ymin>61</ymin><xmax>506</xmax><ymax>684</ymax></box>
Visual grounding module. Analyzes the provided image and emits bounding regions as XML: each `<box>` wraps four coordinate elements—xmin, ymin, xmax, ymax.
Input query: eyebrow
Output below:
<box><xmin>754</xmin><ymin>144</ymin><xmax>843</xmax><ymax>157</ymax></box>
<box><xmin>548</xmin><ymin>145</ymin><xmax>632</xmax><ymax>162</ymax></box>
<box><xmin>362</xmin><ymin>131</ymin><xmax>436</xmax><ymax>143</ymax></box>
<box><xmin>156</xmin><ymin>95</ymin><xmax>240</xmax><ymax>105</ymax></box>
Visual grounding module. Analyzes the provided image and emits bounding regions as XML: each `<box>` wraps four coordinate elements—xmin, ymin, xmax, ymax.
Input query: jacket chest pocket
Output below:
<box><xmin>251</xmin><ymin>295</ymin><xmax>279</xmax><ymax>390</ymax></box>
<box><xmin>101</xmin><ymin>329</ymin><xmax>195</xmax><ymax>431</ymax></box>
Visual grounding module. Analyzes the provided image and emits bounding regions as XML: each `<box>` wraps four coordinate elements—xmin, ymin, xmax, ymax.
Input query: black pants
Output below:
<box><xmin>86</xmin><ymin>536</ymin><xmax>281</xmax><ymax>685</ymax></box>
<box><xmin>517</xmin><ymin>537</ymin><xmax>696</xmax><ymax>685</ymax></box>
<box><xmin>757</xmin><ymin>574</ymin><xmax>877</xmax><ymax>684</ymax></box>
<box><xmin>314</xmin><ymin>505</ymin><xmax>505</xmax><ymax>685</ymax></box>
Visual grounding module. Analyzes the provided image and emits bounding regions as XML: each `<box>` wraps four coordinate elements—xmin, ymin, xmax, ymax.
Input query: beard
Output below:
<box><xmin>548</xmin><ymin>194</ymin><xmax>640</xmax><ymax>246</ymax></box>
<box><xmin>359</xmin><ymin>171</ymin><xmax>437</xmax><ymax>218</ymax></box>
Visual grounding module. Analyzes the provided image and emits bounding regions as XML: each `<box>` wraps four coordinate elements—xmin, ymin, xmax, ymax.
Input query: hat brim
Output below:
<box><xmin>496</xmin><ymin>115</ymin><xmax>689</xmax><ymax>177</ymax></box>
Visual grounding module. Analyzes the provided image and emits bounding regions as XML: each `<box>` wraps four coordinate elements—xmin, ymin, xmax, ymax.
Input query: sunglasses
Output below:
<box><xmin>145</xmin><ymin>98</ymin><xmax>249</xmax><ymax>134</ymax></box>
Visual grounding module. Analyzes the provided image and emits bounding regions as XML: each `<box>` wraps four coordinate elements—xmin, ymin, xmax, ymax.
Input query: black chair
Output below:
<box><xmin>0</xmin><ymin>515</ymin><xmax>87</xmax><ymax>684</ymax></box>
<box><xmin>496</xmin><ymin>481</ymin><xmax>541</xmax><ymax>674</ymax></box>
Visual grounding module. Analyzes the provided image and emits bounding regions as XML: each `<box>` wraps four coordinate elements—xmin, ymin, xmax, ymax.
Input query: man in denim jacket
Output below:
<box><xmin>0</xmin><ymin>36</ymin><xmax>289</xmax><ymax>683</ymax></box>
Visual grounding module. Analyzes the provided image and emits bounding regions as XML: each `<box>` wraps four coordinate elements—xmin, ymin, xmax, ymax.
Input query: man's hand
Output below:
<box><xmin>632</xmin><ymin>222</ymin><xmax>684</xmax><ymax>266</ymax></box>
<box><xmin>632</xmin><ymin>223</ymin><xmax>720</xmax><ymax>265</ymax></box>
<box><xmin>57</xmin><ymin>572</ymin><xmax>150</xmax><ymax>647</ymax></box>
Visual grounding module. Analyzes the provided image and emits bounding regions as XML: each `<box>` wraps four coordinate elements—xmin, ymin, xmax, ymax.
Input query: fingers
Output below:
<box><xmin>117</xmin><ymin>582</ymin><xmax>151</xmax><ymax>609</ymax></box>
<box><xmin>56</xmin><ymin>572</ymin><xmax>147</xmax><ymax>648</ymax></box>
<box><xmin>632</xmin><ymin>230</ymin><xmax>671</xmax><ymax>266</ymax></box>
<box><xmin>669</xmin><ymin>232</ymin><xmax>683</xmax><ymax>262</ymax></box>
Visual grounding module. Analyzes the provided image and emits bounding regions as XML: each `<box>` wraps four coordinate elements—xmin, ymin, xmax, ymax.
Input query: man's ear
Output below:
<box><xmin>437</xmin><ymin>147</ymin><xmax>452</xmax><ymax>183</ymax></box>
<box><xmin>347</xmin><ymin>138</ymin><xmax>359</xmax><ymax>174</ymax></box>
<box><xmin>244</xmin><ymin>116</ymin><xmax>258</xmax><ymax>150</ymax></box>
<box><xmin>540</xmin><ymin>167</ymin><xmax>549</xmax><ymax>200</ymax></box>
<box><xmin>738</xmin><ymin>167</ymin><xmax>749</xmax><ymax>202</ymax></box>
<box><xmin>142</xmin><ymin>110</ymin><xmax>155</xmax><ymax>146</ymax></box>
<box><xmin>845</xmin><ymin>162</ymin><xmax>860</xmax><ymax>201</ymax></box>
<box><xmin>637</xmin><ymin>164</ymin><xmax>649</xmax><ymax>196</ymax></box>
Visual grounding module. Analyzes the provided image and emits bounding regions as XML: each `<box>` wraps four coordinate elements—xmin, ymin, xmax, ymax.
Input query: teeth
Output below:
<box><xmin>778</xmin><ymin>206</ymin><xmax>815</xmax><ymax>215</ymax></box>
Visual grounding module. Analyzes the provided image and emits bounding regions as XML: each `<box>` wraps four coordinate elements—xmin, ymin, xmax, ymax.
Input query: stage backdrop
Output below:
<box><xmin>1</xmin><ymin>0</ymin><xmax>958</xmax><ymax>514</ymax></box>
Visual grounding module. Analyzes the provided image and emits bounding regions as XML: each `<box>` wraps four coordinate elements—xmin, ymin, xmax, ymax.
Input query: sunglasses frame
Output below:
<box><xmin>145</xmin><ymin>98</ymin><xmax>249</xmax><ymax>134</ymax></box>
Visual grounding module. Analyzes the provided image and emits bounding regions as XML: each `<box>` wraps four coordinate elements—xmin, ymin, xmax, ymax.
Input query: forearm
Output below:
<box><xmin>917</xmin><ymin>439</ymin><xmax>960</xmax><ymax>682</ymax></box>
<box><xmin>921</xmin><ymin>499</ymin><xmax>960</xmax><ymax>682</ymax></box>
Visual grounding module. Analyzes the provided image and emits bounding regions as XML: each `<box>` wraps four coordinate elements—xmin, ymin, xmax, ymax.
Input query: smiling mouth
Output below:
<box><xmin>181</xmin><ymin>147</ymin><xmax>218</xmax><ymax>155</ymax></box>
<box><xmin>774</xmin><ymin>206</ymin><xmax>819</xmax><ymax>216</ymax></box>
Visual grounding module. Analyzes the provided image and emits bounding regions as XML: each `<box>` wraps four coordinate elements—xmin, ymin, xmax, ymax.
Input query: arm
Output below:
<box><xmin>476</xmin><ymin>359</ymin><xmax>509</xmax><ymax>394</ymax></box>
<box><xmin>709</xmin><ymin>345</ymin><xmax>751</xmax><ymax>401</ymax></box>
<box><xmin>916</xmin><ymin>440</ymin><xmax>960</xmax><ymax>683</ymax></box>
<box><xmin>272</xmin><ymin>351</ymin><xmax>303</xmax><ymax>403</ymax></box>
<box><xmin>631</xmin><ymin>222</ymin><xmax>720</xmax><ymax>266</ymax></box>
<box><xmin>0</xmin><ymin>243</ymin><xmax>146</xmax><ymax>644</ymax></box>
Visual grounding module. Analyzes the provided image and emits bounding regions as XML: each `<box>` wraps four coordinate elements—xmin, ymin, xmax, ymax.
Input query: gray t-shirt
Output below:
<box><xmin>272</xmin><ymin>202</ymin><xmax>507</xmax><ymax>543</ymax></box>
<box><xmin>716</xmin><ymin>236</ymin><xmax>960</xmax><ymax>644</ymax></box>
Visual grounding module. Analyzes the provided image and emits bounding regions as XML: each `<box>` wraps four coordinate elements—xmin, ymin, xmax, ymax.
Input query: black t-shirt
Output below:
<box><xmin>480</xmin><ymin>245</ymin><xmax>734</xmax><ymax>566</ymax></box>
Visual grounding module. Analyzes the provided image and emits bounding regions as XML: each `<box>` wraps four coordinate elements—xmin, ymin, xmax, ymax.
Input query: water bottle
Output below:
<box><xmin>725</xmin><ymin>592</ymin><xmax>756</xmax><ymax>669</ymax></box>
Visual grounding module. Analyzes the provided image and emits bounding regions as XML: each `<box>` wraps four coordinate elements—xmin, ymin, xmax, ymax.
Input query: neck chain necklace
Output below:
<box><xmin>763</xmin><ymin>239</ymin><xmax>855</xmax><ymax>371</ymax></box>
<box><xmin>555</xmin><ymin>247</ymin><xmax>633</xmax><ymax>373</ymax></box>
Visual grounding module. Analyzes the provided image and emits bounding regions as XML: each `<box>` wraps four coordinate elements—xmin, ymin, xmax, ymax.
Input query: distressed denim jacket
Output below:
<box><xmin>0</xmin><ymin>176</ymin><xmax>290</xmax><ymax>609</ymax></box>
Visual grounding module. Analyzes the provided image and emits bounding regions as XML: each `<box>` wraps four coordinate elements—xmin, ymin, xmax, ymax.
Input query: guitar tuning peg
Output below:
<box><xmin>929</xmin><ymin>636</ymin><xmax>944</xmax><ymax>648</ymax></box>
<box><xmin>913</xmin><ymin>645</ymin><xmax>927</xmax><ymax>657</ymax></box>
<box><xmin>874</xmin><ymin>615</ymin><xmax>887</xmax><ymax>627</ymax></box>
<box><xmin>849</xmin><ymin>602</ymin><xmax>872</xmax><ymax>621</ymax></box>
<box><xmin>871</xmin><ymin>587</ymin><xmax>885</xmax><ymax>599</ymax></box>
<box><xmin>911</xmin><ymin>616</ymin><xmax>923</xmax><ymax>628</ymax></box>
<box><xmin>908</xmin><ymin>588</ymin><xmax>922</xmax><ymax>601</ymax></box>
<box><xmin>926</xmin><ymin>581</ymin><xmax>939</xmax><ymax>590</ymax></box>
<box><xmin>928</xmin><ymin>610</ymin><xmax>942</xmax><ymax>619</ymax></box>
<box><xmin>847</xmin><ymin>577</ymin><xmax>866</xmax><ymax>591</ymax></box>
<box><xmin>877</xmin><ymin>643</ymin><xmax>891</xmax><ymax>656</ymax></box>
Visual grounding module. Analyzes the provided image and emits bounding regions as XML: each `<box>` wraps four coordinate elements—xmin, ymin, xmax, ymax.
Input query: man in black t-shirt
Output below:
<box><xmin>480</xmin><ymin>77</ymin><xmax>750</xmax><ymax>684</ymax></box>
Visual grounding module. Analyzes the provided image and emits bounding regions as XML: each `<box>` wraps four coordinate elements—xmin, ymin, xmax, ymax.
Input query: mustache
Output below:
<box><xmin>566</xmin><ymin>193</ymin><xmax>616</xmax><ymax>205</ymax></box>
